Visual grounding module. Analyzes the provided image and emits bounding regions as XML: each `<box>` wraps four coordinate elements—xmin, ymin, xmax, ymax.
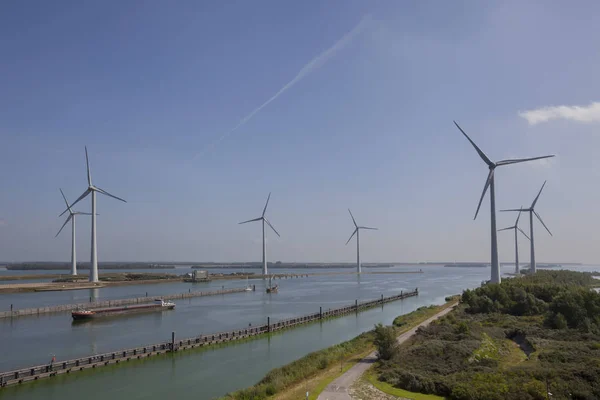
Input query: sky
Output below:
<box><xmin>1</xmin><ymin>0</ymin><xmax>600</xmax><ymax>264</ymax></box>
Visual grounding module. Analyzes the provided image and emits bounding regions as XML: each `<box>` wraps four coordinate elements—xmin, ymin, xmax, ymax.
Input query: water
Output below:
<box><xmin>0</xmin><ymin>264</ymin><xmax>595</xmax><ymax>400</ymax></box>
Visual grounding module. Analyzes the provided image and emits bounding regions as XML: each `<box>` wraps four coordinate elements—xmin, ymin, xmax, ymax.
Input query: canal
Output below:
<box><xmin>0</xmin><ymin>264</ymin><xmax>562</xmax><ymax>399</ymax></box>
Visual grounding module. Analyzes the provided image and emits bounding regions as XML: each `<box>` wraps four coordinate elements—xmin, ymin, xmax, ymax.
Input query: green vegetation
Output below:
<box><xmin>393</xmin><ymin>302</ymin><xmax>456</xmax><ymax>330</ymax></box>
<box><xmin>222</xmin><ymin>299</ymin><xmax>458</xmax><ymax>400</ymax></box>
<box><xmin>365</xmin><ymin>369</ymin><xmax>445</xmax><ymax>400</ymax></box>
<box><xmin>374</xmin><ymin>323</ymin><xmax>398</xmax><ymax>360</ymax></box>
<box><xmin>219</xmin><ymin>331</ymin><xmax>374</xmax><ymax>399</ymax></box>
<box><xmin>373</xmin><ymin>270</ymin><xmax>600</xmax><ymax>400</ymax></box>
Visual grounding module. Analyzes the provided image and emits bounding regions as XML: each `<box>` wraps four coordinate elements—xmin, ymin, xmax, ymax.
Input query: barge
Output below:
<box><xmin>72</xmin><ymin>299</ymin><xmax>175</xmax><ymax>320</ymax></box>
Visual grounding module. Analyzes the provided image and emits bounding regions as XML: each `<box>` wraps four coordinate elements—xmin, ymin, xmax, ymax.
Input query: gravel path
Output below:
<box><xmin>317</xmin><ymin>305</ymin><xmax>456</xmax><ymax>400</ymax></box>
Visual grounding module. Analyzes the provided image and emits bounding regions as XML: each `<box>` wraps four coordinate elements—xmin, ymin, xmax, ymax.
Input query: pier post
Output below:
<box><xmin>171</xmin><ymin>332</ymin><xmax>175</xmax><ymax>351</ymax></box>
<box><xmin>267</xmin><ymin>317</ymin><xmax>270</xmax><ymax>332</ymax></box>
<box><xmin>89</xmin><ymin>296</ymin><xmax>92</xmax><ymax>303</ymax></box>
<box><xmin>146</xmin><ymin>292</ymin><xmax>148</xmax><ymax>297</ymax></box>
<box><xmin>381</xmin><ymin>294</ymin><xmax>384</xmax><ymax>303</ymax></box>
<box><xmin>10</xmin><ymin>304</ymin><xmax>13</xmax><ymax>314</ymax></box>
<box><xmin>253</xmin><ymin>285</ymin><xmax>256</xmax><ymax>291</ymax></box>
<box><xmin>319</xmin><ymin>306</ymin><xmax>322</xmax><ymax>319</ymax></box>
<box><xmin>355</xmin><ymin>299</ymin><xmax>358</xmax><ymax>311</ymax></box>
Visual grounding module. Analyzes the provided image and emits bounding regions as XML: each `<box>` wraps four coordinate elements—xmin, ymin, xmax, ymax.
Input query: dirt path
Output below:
<box><xmin>317</xmin><ymin>305</ymin><xmax>456</xmax><ymax>400</ymax></box>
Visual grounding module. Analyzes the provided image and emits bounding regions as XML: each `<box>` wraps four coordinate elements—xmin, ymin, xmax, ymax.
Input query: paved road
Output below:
<box><xmin>317</xmin><ymin>305</ymin><xmax>457</xmax><ymax>400</ymax></box>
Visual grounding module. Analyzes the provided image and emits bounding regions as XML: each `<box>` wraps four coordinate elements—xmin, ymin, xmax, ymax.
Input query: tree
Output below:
<box><xmin>374</xmin><ymin>323</ymin><xmax>398</xmax><ymax>360</ymax></box>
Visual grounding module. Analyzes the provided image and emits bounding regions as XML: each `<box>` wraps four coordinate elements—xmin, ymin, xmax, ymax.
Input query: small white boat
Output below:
<box><xmin>244</xmin><ymin>274</ymin><xmax>253</xmax><ymax>291</ymax></box>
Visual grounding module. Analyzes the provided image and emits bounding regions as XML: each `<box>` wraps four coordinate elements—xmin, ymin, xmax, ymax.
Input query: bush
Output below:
<box><xmin>374</xmin><ymin>323</ymin><xmax>398</xmax><ymax>360</ymax></box>
<box><xmin>373</xmin><ymin>271</ymin><xmax>600</xmax><ymax>400</ymax></box>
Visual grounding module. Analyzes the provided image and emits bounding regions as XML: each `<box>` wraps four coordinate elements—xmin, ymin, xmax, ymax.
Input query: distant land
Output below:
<box><xmin>444</xmin><ymin>263</ymin><xmax>489</xmax><ymax>268</ymax></box>
<box><xmin>0</xmin><ymin>261</ymin><xmax>583</xmax><ymax>271</ymax></box>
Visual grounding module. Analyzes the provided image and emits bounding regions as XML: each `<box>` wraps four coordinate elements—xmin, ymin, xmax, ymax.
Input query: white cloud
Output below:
<box><xmin>195</xmin><ymin>14</ymin><xmax>373</xmax><ymax>158</ymax></box>
<box><xmin>519</xmin><ymin>102</ymin><xmax>600</xmax><ymax>125</ymax></box>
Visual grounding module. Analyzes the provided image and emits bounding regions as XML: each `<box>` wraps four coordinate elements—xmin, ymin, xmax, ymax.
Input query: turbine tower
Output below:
<box><xmin>454</xmin><ymin>121</ymin><xmax>554</xmax><ymax>284</ymax></box>
<box><xmin>239</xmin><ymin>193</ymin><xmax>280</xmax><ymax>276</ymax></box>
<box><xmin>498</xmin><ymin>207</ymin><xmax>530</xmax><ymax>275</ymax></box>
<box><xmin>61</xmin><ymin>147</ymin><xmax>126</xmax><ymax>282</ymax></box>
<box><xmin>345</xmin><ymin>209</ymin><xmax>377</xmax><ymax>274</ymax></box>
<box><xmin>501</xmin><ymin>181</ymin><xmax>552</xmax><ymax>274</ymax></box>
<box><xmin>55</xmin><ymin>189</ymin><xmax>92</xmax><ymax>276</ymax></box>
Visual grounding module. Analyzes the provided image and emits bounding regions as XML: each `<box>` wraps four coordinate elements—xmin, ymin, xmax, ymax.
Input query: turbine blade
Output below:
<box><xmin>500</xmin><ymin>208</ymin><xmax>528</xmax><ymax>212</ymax></box>
<box><xmin>264</xmin><ymin>218</ymin><xmax>280</xmax><ymax>237</ymax></box>
<box><xmin>518</xmin><ymin>227</ymin><xmax>530</xmax><ymax>241</ymax></box>
<box><xmin>474</xmin><ymin>169</ymin><xmax>494</xmax><ymax>220</ymax></box>
<box><xmin>359</xmin><ymin>226</ymin><xmax>378</xmax><ymax>230</ymax></box>
<box><xmin>497</xmin><ymin>227</ymin><xmax>514</xmax><ymax>232</ymax></box>
<box><xmin>531</xmin><ymin>180</ymin><xmax>547</xmax><ymax>208</ymax></box>
<box><xmin>59</xmin><ymin>188</ymin><xmax>72</xmax><ymax>213</ymax></box>
<box><xmin>60</xmin><ymin>188</ymin><xmax>91</xmax><ymax>216</ymax></box>
<box><xmin>496</xmin><ymin>155</ymin><xmax>555</xmax><ymax>167</ymax></box>
<box><xmin>515</xmin><ymin>206</ymin><xmax>523</xmax><ymax>225</ymax></box>
<box><xmin>95</xmin><ymin>186</ymin><xmax>127</xmax><ymax>203</ymax></box>
<box><xmin>345</xmin><ymin>228</ymin><xmax>357</xmax><ymax>245</ymax></box>
<box><xmin>348</xmin><ymin>209</ymin><xmax>357</xmax><ymax>228</ymax></box>
<box><xmin>239</xmin><ymin>217</ymin><xmax>262</xmax><ymax>225</ymax></box>
<box><xmin>85</xmin><ymin>146</ymin><xmax>92</xmax><ymax>186</ymax></box>
<box><xmin>454</xmin><ymin>121</ymin><xmax>494</xmax><ymax>167</ymax></box>
<box><xmin>262</xmin><ymin>192</ymin><xmax>271</xmax><ymax>217</ymax></box>
<box><xmin>534</xmin><ymin>210</ymin><xmax>552</xmax><ymax>236</ymax></box>
<box><xmin>55</xmin><ymin>215</ymin><xmax>72</xmax><ymax>238</ymax></box>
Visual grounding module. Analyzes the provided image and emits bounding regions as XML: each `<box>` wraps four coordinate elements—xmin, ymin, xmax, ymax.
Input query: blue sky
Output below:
<box><xmin>2</xmin><ymin>1</ymin><xmax>600</xmax><ymax>263</ymax></box>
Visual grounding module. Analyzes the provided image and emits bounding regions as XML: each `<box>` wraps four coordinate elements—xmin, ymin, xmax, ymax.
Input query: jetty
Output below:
<box><xmin>0</xmin><ymin>289</ymin><xmax>418</xmax><ymax>387</ymax></box>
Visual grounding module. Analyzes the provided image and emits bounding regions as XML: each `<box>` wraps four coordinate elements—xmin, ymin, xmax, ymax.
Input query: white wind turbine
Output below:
<box><xmin>55</xmin><ymin>188</ymin><xmax>92</xmax><ymax>276</ymax></box>
<box><xmin>498</xmin><ymin>207</ymin><xmax>530</xmax><ymax>275</ymax></box>
<box><xmin>239</xmin><ymin>193</ymin><xmax>280</xmax><ymax>276</ymax></box>
<box><xmin>345</xmin><ymin>209</ymin><xmax>377</xmax><ymax>274</ymax></box>
<box><xmin>501</xmin><ymin>181</ymin><xmax>553</xmax><ymax>274</ymax></box>
<box><xmin>454</xmin><ymin>121</ymin><xmax>554</xmax><ymax>284</ymax></box>
<box><xmin>60</xmin><ymin>147</ymin><xmax>126</xmax><ymax>282</ymax></box>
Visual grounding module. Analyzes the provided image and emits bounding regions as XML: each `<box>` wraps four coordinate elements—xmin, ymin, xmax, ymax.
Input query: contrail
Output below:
<box><xmin>195</xmin><ymin>15</ymin><xmax>373</xmax><ymax>158</ymax></box>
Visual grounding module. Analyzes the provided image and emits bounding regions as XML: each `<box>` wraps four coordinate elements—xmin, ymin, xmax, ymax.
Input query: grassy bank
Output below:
<box><xmin>373</xmin><ymin>270</ymin><xmax>600</xmax><ymax>400</ymax></box>
<box><xmin>221</xmin><ymin>299</ymin><xmax>458</xmax><ymax>400</ymax></box>
<box><xmin>220</xmin><ymin>330</ymin><xmax>375</xmax><ymax>399</ymax></box>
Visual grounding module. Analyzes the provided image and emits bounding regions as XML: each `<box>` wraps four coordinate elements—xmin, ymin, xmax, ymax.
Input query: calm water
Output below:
<box><xmin>0</xmin><ymin>264</ymin><xmax>596</xmax><ymax>400</ymax></box>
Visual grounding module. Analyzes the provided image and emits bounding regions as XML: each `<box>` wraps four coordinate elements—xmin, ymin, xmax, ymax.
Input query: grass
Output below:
<box><xmin>393</xmin><ymin>300</ymin><xmax>458</xmax><ymax>333</ymax></box>
<box><xmin>469</xmin><ymin>332</ymin><xmax>500</xmax><ymax>363</ymax></box>
<box><xmin>271</xmin><ymin>351</ymin><xmax>371</xmax><ymax>400</ymax></box>
<box><xmin>222</xmin><ymin>298</ymin><xmax>458</xmax><ymax>400</ymax></box>
<box><xmin>364</xmin><ymin>369</ymin><xmax>445</xmax><ymax>400</ymax></box>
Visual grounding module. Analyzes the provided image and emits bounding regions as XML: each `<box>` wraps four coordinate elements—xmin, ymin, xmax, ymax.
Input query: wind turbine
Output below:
<box><xmin>345</xmin><ymin>209</ymin><xmax>377</xmax><ymax>274</ymax></box>
<box><xmin>55</xmin><ymin>189</ymin><xmax>92</xmax><ymax>276</ymax></box>
<box><xmin>501</xmin><ymin>181</ymin><xmax>552</xmax><ymax>274</ymax></box>
<box><xmin>60</xmin><ymin>147</ymin><xmax>126</xmax><ymax>283</ymax></box>
<box><xmin>454</xmin><ymin>121</ymin><xmax>554</xmax><ymax>284</ymax></box>
<box><xmin>239</xmin><ymin>193</ymin><xmax>280</xmax><ymax>276</ymax></box>
<box><xmin>498</xmin><ymin>207</ymin><xmax>530</xmax><ymax>275</ymax></box>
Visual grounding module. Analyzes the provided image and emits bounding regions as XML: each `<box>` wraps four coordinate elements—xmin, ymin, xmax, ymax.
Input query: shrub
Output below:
<box><xmin>374</xmin><ymin>323</ymin><xmax>398</xmax><ymax>360</ymax></box>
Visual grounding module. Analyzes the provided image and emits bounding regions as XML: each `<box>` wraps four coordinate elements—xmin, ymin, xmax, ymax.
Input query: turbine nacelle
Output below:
<box><xmin>59</xmin><ymin>148</ymin><xmax>126</xmax><ymax>217</ymax></box>
<box><xmin>500</xmin><ymin>181</ymin><xmax>552</xmax><ymax>237</ymax></box>
<box><xmin>345</xmin><ymin>209</ymin><xmax>377</xmax><ymax>245</ymax></box>
<box><xmin>239</xmin><ymin>192</ymin><xmax>280</xmax><ymax>237</ymax></box>
<box><xmin>454</xmin><ymin>121</ymin><xmax>555</xmax><ymax>220</ymax></box>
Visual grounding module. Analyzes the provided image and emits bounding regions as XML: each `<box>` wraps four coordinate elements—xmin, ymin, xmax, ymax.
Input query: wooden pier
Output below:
<box><xmin>0</xmin><ymin>289</ymin><xmax>418</xmax><ymax>388</ymax></box>
<box><xmin>0</xmin><ymin>286</ymin><xmax>251</xmax><ymax>319</ymax></box>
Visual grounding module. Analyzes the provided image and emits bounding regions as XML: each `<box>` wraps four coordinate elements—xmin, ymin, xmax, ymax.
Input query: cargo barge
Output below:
<box><xmin>71</xmin><ymin>299</ymin><xmax>175</xmax><ymax>320</ymax></box>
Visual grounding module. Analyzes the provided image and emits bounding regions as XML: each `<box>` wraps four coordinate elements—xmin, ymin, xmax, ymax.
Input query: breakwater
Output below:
<box><xmin>0</xmin><ymin>289</ymin><xmax>418</xmax><ymax>388</ymax></box>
